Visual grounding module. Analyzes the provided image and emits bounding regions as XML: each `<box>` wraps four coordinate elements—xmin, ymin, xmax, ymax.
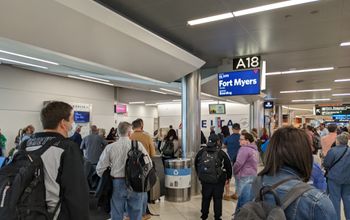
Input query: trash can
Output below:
<box><xmin>164</xmin><ymin>158</ymin><xmax>191</xmax><ymax>202</ymax></box>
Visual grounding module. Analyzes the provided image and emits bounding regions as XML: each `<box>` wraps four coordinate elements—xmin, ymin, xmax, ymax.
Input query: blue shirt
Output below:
<box><xmin>236</xmin><ymin>167</ymin><xmax>336</xmax><ymax>220</ymax></box>
<box><xmin>224</xmin><ymin>133</ymin><xmax>240</xmax><ymax>162</ymax></box>
<box><xmin>70</xmin><ymin>132</ymin><xmax>82</xmax><ymax>147</ymax></box>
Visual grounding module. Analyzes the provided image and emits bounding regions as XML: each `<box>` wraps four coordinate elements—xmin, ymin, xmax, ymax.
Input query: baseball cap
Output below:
<box><xmin>208</xmin><ymin>134</ymin><xmax>220</xmax><ymax>144</ymax></box>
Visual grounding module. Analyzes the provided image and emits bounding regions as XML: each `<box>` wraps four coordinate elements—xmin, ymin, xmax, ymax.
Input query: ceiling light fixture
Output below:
<box><xmin>266</xmin><ymin>67</ymin><xmax>334</xmax><ymax>76</ymax></box>
<box><xmin>291</xmin><ymin>98</ymin><xmax>331</xmax><ymax>102</ymax></box>
<box><xmin>150</xmin><ymin>90</ymin><xmax>167</xmax><ymax>95</ymax></box>
<box><xmin>340</xmin><ymin>42</ymin><xmax>350</xmax><ymax>47</ymax></box>
<box><xmin>332</xmin><ymin>93</ymin><xmax>350</xmax><ymax>96</ymax></box>
<box><xmin>187</xmin><ymin>13</ymin><xmax>233</xmax><ymax>26</ymax></box>
<box><xmin>79</xmin><ymin>74</ymin><xmax>110</xmax><ymax>82</ymax></box>
<box><xmin>280</xmin><ymin>88</ymin><xmax>331</xmax><ymax>93</ymax></box>
<box><xmin>160</xmin><ymin>88</ymin><xmax>181</xmax><ymax>94</ymax></box>
<box><xmin>129</xmin><ymin>101</ymin><xmax>145</xmax><ymax>104</ymax></box>
<box><xmin>232</xmin><ymin>0</ymin><xmax>319</xmax><ymax>17</ymax></box>
<box><xmin>172</xmin><ymin>99</ymin><xmax>181</xmax><ymax>102</ymax></box>
<box><xmin>334</xmin><ymin>79</ymin><xmax>350</xmax><ymax>82</ymax></box>
<box><xmin>145</xmin><ymin>103</ymin><xmax>158</xmax><ymax>106</ymax></box>
<box><xmin>67</xmin><ymin>75</ymin><xmax>114</xmax><ymax>86</ymax></box>
<box><xmin>201</xmin><ymin>99</ymin><xmax>214</xmax><ymax>102</ymax></box>
<box><xmin>0</xmin><ymin>49</ymin><xmax>59</xmax><ymax>65</ymax></box>
<box><xmin>0</xmin><ymin>57</ymin><xmax>48</xmax><ymax>69</ymax></box>
<box><xmin>282</xmin><ymin>106</ymin><xmax>313</xmax><ymax>111</ymax></box>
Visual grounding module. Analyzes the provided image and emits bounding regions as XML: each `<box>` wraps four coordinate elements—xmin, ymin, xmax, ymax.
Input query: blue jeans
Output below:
<box><xmin>236</xmin><ymin>176</ymin><xmax>254</xmax><ymax>197</ymax></box>
<box><xmin>142</xmin><ymin>192</ymin><xmax>148</xmax><ymax>215</ymax></box>
<box><xmin>111</xmin><ymin>179</ymin><xmax>143</xmax><ymax>220</ymax></box>
<box><xmin>328</xmin><ymin>179</ymin><xmax>350</xmax><ymax>220</ymax></box>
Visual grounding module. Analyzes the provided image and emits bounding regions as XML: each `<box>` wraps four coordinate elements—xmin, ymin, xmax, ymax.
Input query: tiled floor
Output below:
<box><xmin>148</xmin><ymin>195</ymin><xmax>236</xmax><ymax>220</ymax></box>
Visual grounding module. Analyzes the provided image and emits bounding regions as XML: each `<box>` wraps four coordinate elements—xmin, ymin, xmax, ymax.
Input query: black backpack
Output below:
<box><xmin>234</xmin><ymin>176</ymin><xmax>312</xmax><ymax>220</ymax></box>
<box><xmin>197</xmin><ymin>147</ymin><xmax>223</xmax><ymax>184</ymax></box>
<box><xmin>162</xmin><ymin>140</ymin><xmax>175</xmax><ymax>157</ymax></box>
<box><xmin>125</xmin><ymin>140</ymin><xmax>157</xmax><ymax>192</ymax></box>
<box><xmin>0</xmin><ymin>137</ymin><xmax>61</xmax><ymax>220</ymax></box>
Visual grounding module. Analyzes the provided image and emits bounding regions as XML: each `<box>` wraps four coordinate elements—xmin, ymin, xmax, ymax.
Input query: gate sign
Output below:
<box><xmin>218</xmin><ymin>69</ymin><xmax>260</xmax><ymax>96</ymax></box>
<box><xmin>233</xmin><ymin>55</ymin><xmax>260</xmax><ymax>70</ymax></box>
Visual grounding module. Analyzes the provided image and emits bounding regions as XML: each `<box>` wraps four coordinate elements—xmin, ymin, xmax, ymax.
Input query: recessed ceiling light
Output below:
<box><xmin>291</xmin><ymin>98</ymin><xmax>331</xmax><ymax>102</ymax></box>
<box><xmin>172</xmin><ymin>99</ymin><xmax>181</xmax><ymax>102</ymax></box>
<box><xmin>150</xmin><ymin>90</ymin><xmax>167</xmax><ymax>95</ymax></box>
<box><xmin>334</xmin><ymin>79</ymin><xmax>350</xmax><ymax>82</ymax></box>
<box><xmin>232</xmin><ymin>0</ymin><xmax>319</xmax><ymax>17</ymax></box>
<box><xmin>280</xmin><ymin>88</ymin><xmax>331</xmax><ymax>93</ymax></box>
<box><xmin>340</xmin><ymin>42</ymin><xmax>350</xmax><ymax>47</ymax></box>
<box><xmin>145</xmin><ymin>103</ymin><xmax>158</xmax><ymax>106</ymax></box>
<box><xmin>0</xmin><ymin>49</ymin><xmax>59</xmax><ymax>65</ymax></box>
<box><xmin>332</xmin><ymin>93</ymin><xmax>350</xmax><ymax>96</ymax></box>
<box><xmin>129</xmin><ymin>101</ymin><xmax>145</xmax><ymax>104</ymax></box>
<box><xmin>160</xmin><ymin>88</ymin><xmax>181</xmax><ymax>94</ymax></box>
<box><xmin>79</xmin><ymin>74</ymin><xmax>110</xmax><ymax>82</ymax></box>
<box><xmin>187</xmin><ymin>13</ymin><xmax>233</xmax><ymax>26</ymax></box>
<box><xmin>266</xmin><ymin>67</ymin><xmax>334</xmax><ymax>76</ymax></box>
<box><xmin>67</xmin><ymin>75</ymin><xmax>114</xmax><ymax>86</ymax></box>
<box><xmin>0</xmin><ymin>57</ymin><xmax>48</xmax><ymax>69</ymax></box>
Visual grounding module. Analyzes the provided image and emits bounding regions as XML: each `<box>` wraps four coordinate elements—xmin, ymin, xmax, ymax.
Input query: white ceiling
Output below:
<box><xmin>0</xmin><ymin>0</ymin><xmax>349</xmax><ymax>106</ymax></box>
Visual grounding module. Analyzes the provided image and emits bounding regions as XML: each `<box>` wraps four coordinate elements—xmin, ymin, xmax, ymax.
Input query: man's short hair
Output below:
<box><xmin>337</xmin><ymin>132</ymin><xmax>350</xmax><ymax>145</ymax></box>
<box><xmin>40</xmin><ymin>101</ymin><xmax>72</xmax><ymax>129</ymax></box>
<box><xmin>328</xmin><ymin>124</ymin><xmax>338</xmax><ymax>133</ymax></box>
<box><xmin>232</xmin><ymin>123</ymin><xmax>241</xmax><ymax>130</ymax></box>
<box><xmin>118</xmin><ymin>122</ymin><xmax>131</xmax><ymax>137</ymax></box>
<box><xmin>132</xmin><ymin>119</ymin><xmax>143</xmax><ymax>130</ymax></box>
<box><xmin>91</xmin><ymin>125</ymin><xmax>98</xmax><ymax>134</ymax></box>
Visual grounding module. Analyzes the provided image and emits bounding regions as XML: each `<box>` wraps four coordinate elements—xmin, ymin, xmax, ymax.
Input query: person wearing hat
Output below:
<box><xmin>223</xmin><ymin>123</ymin><xmax>241</xmax><ymax>200</ymax></box>
<box><xmin>195</xmin><ymin>134</ymin><xmax>232</xmax><ymax>220</ymax></box>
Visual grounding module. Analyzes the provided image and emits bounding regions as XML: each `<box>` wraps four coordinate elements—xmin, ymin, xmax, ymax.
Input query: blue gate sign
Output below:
<box><xmin>218</xmin><ymin>69</ymin><xmax>260</xmax><ymax>96</ymax></box>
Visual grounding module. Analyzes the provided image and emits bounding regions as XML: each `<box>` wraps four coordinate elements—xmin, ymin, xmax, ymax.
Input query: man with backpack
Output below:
<box><xmin>195</xmin><ymin>134</ymin><xmax>232</xmax><ymax>220</ymax></box>
<box><xmin>130</xmin><ymin>119</ymin><xmax>155</xmax><ymax>219</ymax></box>
<box><xmin>96</xmin><ymin>121</ymin><xmax>152</xmax><ymax>220</ymax></box>
<box><xmin>0</xmin><ymin>101</ymin><xmax>89</xmax><ymax>220</ymax></box>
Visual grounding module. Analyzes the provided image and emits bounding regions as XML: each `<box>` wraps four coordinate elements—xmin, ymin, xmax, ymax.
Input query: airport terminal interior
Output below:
<box><xmin>0</xmin><ymin>0</ymin><xmax>350</xmax><ymax>220</ymax></box>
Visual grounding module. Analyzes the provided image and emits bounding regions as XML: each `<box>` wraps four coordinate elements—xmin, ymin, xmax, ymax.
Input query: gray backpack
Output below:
<box><xmin>234</xmin><ymin>176</ymin><xmax>312</xmax><ymax>220</ymax></box>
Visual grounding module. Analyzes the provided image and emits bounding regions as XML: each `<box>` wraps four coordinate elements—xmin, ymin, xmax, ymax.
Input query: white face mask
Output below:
<box><xmin>68</xmin><ymin>122</ymin><xmax>76</xmax><ymax>138</ymax></box>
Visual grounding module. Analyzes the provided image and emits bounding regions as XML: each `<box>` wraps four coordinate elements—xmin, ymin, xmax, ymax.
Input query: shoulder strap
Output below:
<box><xmin>327</xmin><ymin>146</ymin><xmax>348</xmax><ymax>173</ymax></box>
<box><xmin>131</xmin><ymin>140</ymin><xmax>138</xmax><ymax>150</ymax></box>
<box><xmin>281</xmin><ymin>182</ymin><xmax>312</xmax><ymax>210</ymax></box>
<box><xmin>253</xmin><ymin>176</ymin><xmax>299</xmax><ymax>202</ymax></box>
<box><xmin>35</xmin><ymin>137</ymin><xmax>63</xmax><ymax>156</ymax></box>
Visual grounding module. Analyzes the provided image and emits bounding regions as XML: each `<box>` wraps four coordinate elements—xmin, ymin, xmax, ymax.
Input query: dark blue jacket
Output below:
<box><xmin>323</xmin><ymin>145</ymin><xmax>350</xmax><ymax>184</ymax></box>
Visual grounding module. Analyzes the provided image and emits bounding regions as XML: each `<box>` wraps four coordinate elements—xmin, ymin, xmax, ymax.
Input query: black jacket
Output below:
<box><xmin>194</xmin><ymin>145</ymin><xmax>233</xmax><ymax>182</ymax></box>
<box><xmin>25</xmin><ymin>132</ymin><xmax>89</xmax><ymax>220</ymax></box>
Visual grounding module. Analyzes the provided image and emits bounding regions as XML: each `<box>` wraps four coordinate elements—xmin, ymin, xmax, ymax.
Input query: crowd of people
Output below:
<box><xmin>1</xmin><ymin>102</ymin><xmax>350</xmax><ymax>220</ymax></box>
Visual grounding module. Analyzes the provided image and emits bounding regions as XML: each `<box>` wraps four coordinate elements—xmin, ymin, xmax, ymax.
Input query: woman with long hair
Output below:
<box><xmin>161</xmin><ymin>129</ymin><xmax>180</xmax><ymax>164</ymax></box>
<box><xmin>235</xmin><ymin>126</ymin><xmax>336</xmax><ymax>219</ymax></box>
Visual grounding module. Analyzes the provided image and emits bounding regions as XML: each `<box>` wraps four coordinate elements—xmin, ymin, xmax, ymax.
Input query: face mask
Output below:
<box><xmin>67</xmin><ymin>122</ymin><xmax>76</xmax><ymax>138</ymax></box>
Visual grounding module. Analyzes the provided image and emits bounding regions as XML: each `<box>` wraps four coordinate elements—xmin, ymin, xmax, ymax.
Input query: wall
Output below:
<box><xmin>0</xmin><ymin>65</ymin><xmax>115</xmax><ymax>152</ymax></box>
<box><xmin>114</xmin><ymin>104</ymin><xmax>158</xmax><ymax>135</ymax></box>
<box><xmin>158</xmin><ymin>102</ymin><xmax>250</xmax><ymax>137</ymax></box>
